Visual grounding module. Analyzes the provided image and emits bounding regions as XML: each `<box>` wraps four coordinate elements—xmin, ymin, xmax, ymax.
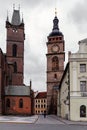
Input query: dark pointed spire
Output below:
<box><xmin>11</xmin><ymin>4</ymin><xmax>21</xmax><ymax>25</ymax></box>
<box><xmin>22</xmin><ymin>13</ymin><xmax>24</xmax><ymax>23</ymax></box>
<box><xmin>6</xmin><ymin>10</ymin><xmax>9</xmax><ymax>22</ymax></box>
<box><xmin>11</xmin><ymin>10</ymin><xmax>21</xmax><ymax>25</ymax></box>
<box><xmin>52</xmin><ymin>15</ymin><xmax>59</xmax><ymax>31</ymax></box>
<box><xmin>49</xmin><ymin>9</ymin><xmax>63</xmax><ymax>37</ymax></box>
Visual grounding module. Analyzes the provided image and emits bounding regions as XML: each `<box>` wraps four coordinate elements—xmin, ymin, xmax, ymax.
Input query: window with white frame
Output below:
<box><xmin>80</xmin><ymin>81</ymin><xmax>86</xmax><ymax>92</ymax></box>
<box><xmin>80</xmin><ymin>64</ymin><xmax>86</xmax><ymax>73</ymax></box>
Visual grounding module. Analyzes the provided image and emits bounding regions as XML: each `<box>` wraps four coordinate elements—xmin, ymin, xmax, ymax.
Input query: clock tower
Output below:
<box><xmin>46</xmin><ymin>11</ymin><xmax>65</xmax><ymax>114</ymax></box>
<box><xmin>6</xmin><ymin>8</ymin><xmax>25</xmax><ymax>85</ymax></box>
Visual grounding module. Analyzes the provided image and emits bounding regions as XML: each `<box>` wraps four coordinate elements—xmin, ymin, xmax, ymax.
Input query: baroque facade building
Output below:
<box><xmin>46</xmin><ymin>12</ymin><xmax>65</xmax><ymax>114</ymax></box>
<box><xmin>58</xmin><ymin>38</ymin><xmax>87</xmax><ymax>121</ymax></box>
<box><xmin>34</xmin><ymin>92</ymin><xmax>47</xmax><ymax>115</ymax></box>
<box><xmin>0</xmin><ymin>8</ymin><xmax>33</xmax><ymax>115</ymax></box>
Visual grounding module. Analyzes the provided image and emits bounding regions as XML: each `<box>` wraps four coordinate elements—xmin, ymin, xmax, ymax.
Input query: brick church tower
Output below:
<box><xmin>6</xmin><ymin>8</ymin><xmax>25</xmax><ymax>85</ymax></box>
<box><xmin>46</xmin><ymin>11</ymin><xmax>65</xmax><ymax>114</ymax></box>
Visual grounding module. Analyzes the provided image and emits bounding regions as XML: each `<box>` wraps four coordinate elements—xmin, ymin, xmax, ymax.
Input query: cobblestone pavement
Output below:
<box><xmin>50</xmin><ymin>115</ymin><xmax>87</xmax><ymax>125</ymax></box>
<box><xmin>0</xmin><ymin>115</ymin><xmax>38</xmax><ymax>123</ymax></box>
<box><xmin>0</xmin><ymin>115</ymin><xmax>87</xmax><ymax>125</ymax></box>
<box><xmin>35</xmin><ymin>115</ymin><xmax>64</xmax><ymax>124</ymax></box>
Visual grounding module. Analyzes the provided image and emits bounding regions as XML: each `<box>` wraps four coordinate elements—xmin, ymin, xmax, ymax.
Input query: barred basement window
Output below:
<box><xmin>80</xmin><ymin>105</ymin><xmax>86</xmax><ymax>117</ymax></box>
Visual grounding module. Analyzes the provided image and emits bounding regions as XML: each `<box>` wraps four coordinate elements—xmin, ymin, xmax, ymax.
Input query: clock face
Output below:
<box><xmin>52</xmin><ymin>45</ymin><xmax>59</xmax><ymax>52</ymax></box>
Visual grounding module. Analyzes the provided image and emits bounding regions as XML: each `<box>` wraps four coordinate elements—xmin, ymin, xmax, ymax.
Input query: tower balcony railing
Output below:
<box><xmin>70</xmin><ymin>91</ymin><xmax>87</xmax><ymax>97</ymax></box>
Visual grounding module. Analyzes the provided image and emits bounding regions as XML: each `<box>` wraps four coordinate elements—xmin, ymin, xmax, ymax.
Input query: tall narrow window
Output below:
<box><xmin>80</xmin><ymin>64</ymin><xmax>86</xmax><ymax>73</ymax></box>
<box><xmin>12</xmin><ymin>44</ymin><xmax>17</xmax><ymax>57</ymax></box>
<box><xmin>14</xmin><ymin>62</ymin><xmax>17</xmax><ymax>73</ymax></box>
<box><xmin>54</xmin><ymin>74</ymin><xmax>57</xmax><ymax>80</ymax></box>
<box><xmin>80</xmin><ymin>81</ymin><xmax>86</xmax><ymax>92</ymax></box>
<box><xmin>6</xmin><ymin>98</ymin><xmax>10</xmax><ymax>108</ymax></box>
<box><xmin>52</xmin><ymin>56</ymin><xmax>59</xmax><ymax>71</ymax></box>
<box><xmin>80</xmin><ymin>105</ymin><xmax>86</xmax><ymax>117</ymax></box>
<box><xmin>19</xmin><ymin>99</ymin><xmax>23</xmax><ymax>108</ymax></box>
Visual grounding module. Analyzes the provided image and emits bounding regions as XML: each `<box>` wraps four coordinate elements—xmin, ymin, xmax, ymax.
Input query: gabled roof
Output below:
<box><xmin>5</xmin><ymin>85</ymin><xmax>30</xmax><ymax>96</ymax></box>
<box><xmin>35</xmin><ymin>92</ymin><xmax>47</xmax><ymax>99</ymax></box>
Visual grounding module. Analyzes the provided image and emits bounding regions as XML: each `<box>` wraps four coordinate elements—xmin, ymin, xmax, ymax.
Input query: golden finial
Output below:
<box><xmin>13</xmin><ymin>4</ymin><xmax>15</xmax><ymax>10</ymax></box>
<box><xmin>55</xmin><ymin>8</ymin><xmax>57</xmax><ymax>17</ymax></box>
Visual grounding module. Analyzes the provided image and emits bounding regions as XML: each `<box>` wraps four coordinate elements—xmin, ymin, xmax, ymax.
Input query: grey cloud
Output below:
<box><xmin>21</xmin><ymin>0</ymin><xmax>55</xmax><ymax>8</ymax></box>
<box><xmin>24</xmin><ymin>52</ymin><xmax>46</xmax><ymax>90</ymax></box>
<box><xmin>69</xmin><ymin>0</ymin><xmax>87</xmax><ymax>33</ymax></box>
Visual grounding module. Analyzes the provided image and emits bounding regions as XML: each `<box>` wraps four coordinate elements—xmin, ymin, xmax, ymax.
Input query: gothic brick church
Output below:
<box><xmin>0</xmin><ymin>8</ymin><xmax>33</xmax><ymax>115</ymax></box>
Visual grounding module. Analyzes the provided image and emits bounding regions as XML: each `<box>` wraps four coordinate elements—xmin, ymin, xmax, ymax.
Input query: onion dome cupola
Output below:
<box><xmin>48</xmin><ymin>10</ymin><xmax>63</xmax><ymax>37</ymax></box>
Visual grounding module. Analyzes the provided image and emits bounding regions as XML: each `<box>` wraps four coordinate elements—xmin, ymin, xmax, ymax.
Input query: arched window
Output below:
<box><xmin>80</xmin><ymin>105</ymin><xmax>86</xmax><ymax>117</ymax></box>
<box><xmin>14</xmin><ymin>62</ymin><xmax>17</xmax><ymax>73</ymax></box>
<box><xmin>12</xmin><ymin>44</ymin><xmax>17</xmax><ymax>57</ymax></box>
<box><xmin>54</xmin><ymin>74</ymin><xmax>57</xmax><ymax>80</ymax></box>
<box><xmin>6</xmin><ymin>98</ymin><xmax>10</xmax><ymax>108</ymax></box>
<box><xmin>52</xmin><ymin>56</ymin><xmax>59</xmax><ymax>71</ymax></box>
<box><xmin>19</xmin><ymin>99</ymin><xmax>23</xmax><ymax>108</ymax></box>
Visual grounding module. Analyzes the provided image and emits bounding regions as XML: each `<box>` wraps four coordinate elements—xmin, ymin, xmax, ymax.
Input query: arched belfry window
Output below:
<box><xmin>12</xmin><ymin>44</ymin><xmax>17</xmax><ymax>57</ymax></box>
<box><xmin>19</xmin><ymin>99</ymin><xmax>23</xmax><ymax>108</ymax></box>
<box><xmin>80</xmin><ymin>105</ymin><xmax>86</xmax><ymax>117</ymax></box>
<box><xmin>52</xmin><ymin>56</ymin><xmax>59</xmax><ymax>71</ymax></box>
<box><xmin>6</xmin><ymin>98</ymin><xmax>10</xmax><ymax>108</ymax></box>
<box><xmin>14</xmin><ymin>62</ymin><xmax>17</xmax><ymax>73</ymax></box>
<box><xmin>54</xmin><ymin>74</ymin><xmax>57</xmax><ymax>80</ymax></box>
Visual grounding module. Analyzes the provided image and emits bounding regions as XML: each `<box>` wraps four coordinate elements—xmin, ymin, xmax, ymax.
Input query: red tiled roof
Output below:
<box><xmin>35</xmin><ymin>92</ymin><xmax>47</xmax><ymax>99</ymax></box>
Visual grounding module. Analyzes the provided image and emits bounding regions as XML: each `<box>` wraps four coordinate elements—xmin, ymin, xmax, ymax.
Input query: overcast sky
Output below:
<box><xmin>0</xmin><ymin>0</ymin><xmax>87</xmax><ymax>92</ymax></box>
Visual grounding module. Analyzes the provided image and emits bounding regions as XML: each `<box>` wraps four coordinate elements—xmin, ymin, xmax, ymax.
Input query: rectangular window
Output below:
<box><xmin>80</xmin><ymin>64</ymin><xmax>86</xmax><ymax>73</ymax></box>
<box><xmin>80</xmin><ymin>81</ymin><xmax>86</xmax><ymax>92</ymax></box>
<box><xmin>41</xmin><ymin>105</ymin><xmax>43</xmax><ymax>108</ymax></box>
<box><xmin>38</xmin><ymin>105</ymin><xmax>40</xmax><ymax>108</ymax></box>
<box><xmin>44</xmin><ymin>104</ymin><xmax>46</xmax><ymax>108</ymax></box>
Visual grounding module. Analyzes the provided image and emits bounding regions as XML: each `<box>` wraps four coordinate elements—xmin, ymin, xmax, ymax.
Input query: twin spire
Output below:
<box><xmin>6</xmin><ymin>4</ymin><xmax>24</xmax><ymax>25</ymax></box>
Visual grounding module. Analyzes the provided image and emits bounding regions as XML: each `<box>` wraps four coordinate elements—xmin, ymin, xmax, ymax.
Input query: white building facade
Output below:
<box><xmin>58</xmin><ymin>38</ymin><xmax>87</xmax><ymax>121</ymax></box>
